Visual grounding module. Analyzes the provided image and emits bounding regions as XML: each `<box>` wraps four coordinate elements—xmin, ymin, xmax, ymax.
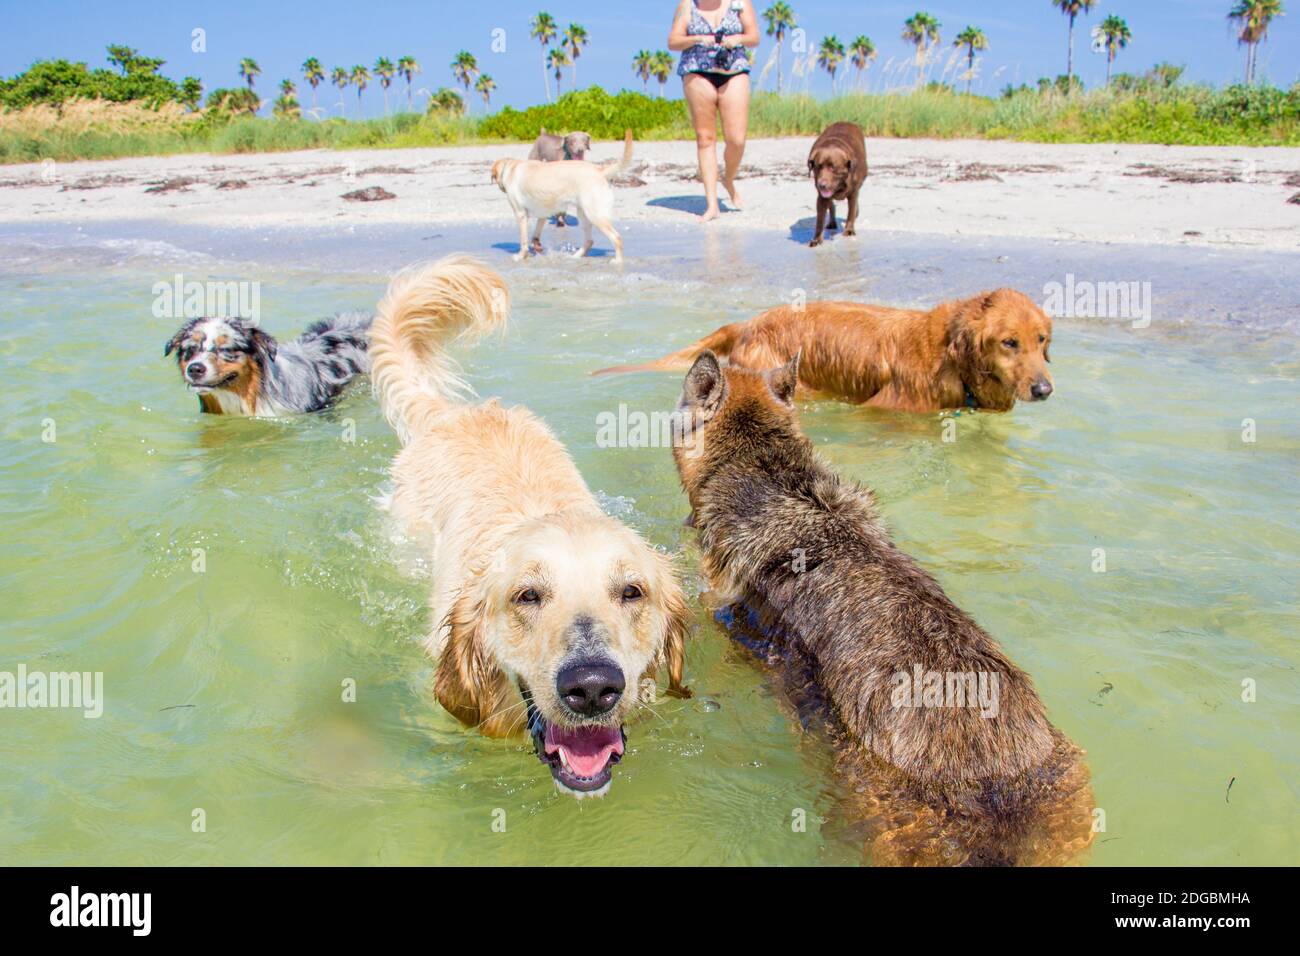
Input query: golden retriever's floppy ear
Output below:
<box><xmin>946</xmin><ymin>292</ymin><xmax>996</xmax><ymax>372</ymax></box>
<box><xmin>765</xmin><ymin>349</ymin><xmax>800</xmax><ymax>406</ymax></box>
<box><xmin>640</xmin><ymin>553</ymin><xmax>692</xmax><ymax>700</ymax></box>
<box><xmin>436</xmin><ymin>587</ymin><xmax>519</xmax><ymax>737</ymax></box>
<box><xmin>662</xmin><ymin>584</ymin><xmax>693</xmax><ymax>700</ymax></box>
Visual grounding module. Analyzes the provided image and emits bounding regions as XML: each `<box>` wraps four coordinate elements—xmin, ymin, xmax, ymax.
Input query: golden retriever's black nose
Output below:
<box><xmin>1030</xmin><ymin>378</ymin><xmax>1053</xmax><ymax>400</ymax></box>
<box><xmin>557</xmin><ymin>662</ymin><xmax>625</xmax><ymax>717</ymax></box>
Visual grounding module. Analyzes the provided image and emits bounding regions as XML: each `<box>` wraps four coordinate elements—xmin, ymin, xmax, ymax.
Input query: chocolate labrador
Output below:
<box><xmin>807</xmin><ymin>122</ymin><xmax>867</xmax><ymax>247</ymax></box>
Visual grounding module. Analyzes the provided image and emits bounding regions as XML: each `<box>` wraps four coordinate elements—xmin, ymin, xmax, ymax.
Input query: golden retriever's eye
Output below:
<box><xmin>1002</xmin><ymin>338</ymin><xmax>1019</xmax><ymax>350</ymax></box>
<box><xmin>1038</xmin><ymin>335</ymin><xmax>1046</xmax><ymax>344</ymax></box>
<box><xmin>515</xmin><ymin>588</ymin><xmax>541</xmax><ymax>606</ymax></box>
<box><xmin>621</xmin><ymin>584</ymin><xmax>643</xmax><ymax>602</ymax></box>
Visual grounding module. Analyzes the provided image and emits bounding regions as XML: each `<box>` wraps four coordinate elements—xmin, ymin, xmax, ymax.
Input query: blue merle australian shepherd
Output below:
<box><xmin>165</xmin><ymin>313</ymin><xmax>371</xmax><ymax>415</ymax></box>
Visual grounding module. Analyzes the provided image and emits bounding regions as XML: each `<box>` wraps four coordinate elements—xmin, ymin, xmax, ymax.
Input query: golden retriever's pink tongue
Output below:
<box><xmin>545</xmin><ymin>724</ymin><xmax>623</xmax><ymax>778</ymax></box>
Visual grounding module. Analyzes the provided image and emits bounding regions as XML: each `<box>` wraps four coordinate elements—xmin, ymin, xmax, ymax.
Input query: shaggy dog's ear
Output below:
<box><xmin>247</xmin><ymin>326</ymin><xmax>278</xmax><ymax>364</ymax></box>
<box><xmin>436</xmin><ymin>587</ymin><xmax>519</xmax><ymax>737</ymax></box>
<box><xmin>765</xmin><ymin>350</ymin><xmax>800</xmax><ymax>406</ymax></box>
<box><xmin>164</xmin><ymin>319</ymin><xmax>198</xmax><ymax>358</ymax></box>
<box><xmin>681</xmin><ymin>350</ymin><xmax>726</xmax><ymax>415</ymax></box>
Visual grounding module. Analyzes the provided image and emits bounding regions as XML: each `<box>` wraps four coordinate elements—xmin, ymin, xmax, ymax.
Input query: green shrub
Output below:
<box><xmin>478</xmin><ymin>87</ymin><xmax>684</xmax><ymax>139</ymax></box>
<box><xmin>0</xmin><ymin>49</ymin><xmax>196</xmax><ymax>109</ymax></box>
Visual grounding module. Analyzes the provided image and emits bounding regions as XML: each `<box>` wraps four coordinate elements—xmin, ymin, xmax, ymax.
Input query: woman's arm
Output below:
<box><xmin>723</xmin><ymin>0</ymin><xmax>761</xmax><ymax>49</ymax></box>
<box><xmin>667</xmin><ymin>0</ymin><xmax>702</xmax><ymax>52</ymax></box>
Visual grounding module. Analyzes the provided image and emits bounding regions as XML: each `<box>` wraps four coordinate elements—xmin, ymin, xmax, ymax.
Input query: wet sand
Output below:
<box><xmin>2</xmin><ymin>137</ymin><xmax>1298</xmax><ymax>251</ymax></box>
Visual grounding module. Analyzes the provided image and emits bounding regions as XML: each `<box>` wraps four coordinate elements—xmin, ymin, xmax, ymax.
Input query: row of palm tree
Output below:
<box><xmin>448</xmin><ymin>51</ymin><xmax>498</xmax><ymax>110</ymax></box>
<box><xmin>530</xmin><ymin>13</ymin><xmax>589</xmax><ymax>101</ymax></box>
<box><xmin>631</xmin><ymin>50</ymin><xmax>676</xmax><ymax>97</ymax></box>
<box><xmin>232</xmin><ymin>53</ymin><xmax>487</xmax><ymax>119</ymax></box>
<box><xmin>226</xmin><ymin>1</ymin><xmax>1287</xmax><ymax>119</ymax></box>
<box><xmin>801</xmin><ymin>11</ymin><xmax>1129</xmax><ymax>95</ymax></box>
<box><xmin>770</xmin><ymin>1</ymin><xmax>1284</xmax><ymax>97</ymax></box>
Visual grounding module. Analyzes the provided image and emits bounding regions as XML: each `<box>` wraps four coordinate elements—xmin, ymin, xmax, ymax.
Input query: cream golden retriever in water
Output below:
<box><xmin>490</xmin><ymin>130</ymin><xmax>633</xmax><ymax>263</ymax></box>
<box><xmin>370</xmin><ymin>255</ymin><xmax>690</xmax><ymax>798</ymax></box>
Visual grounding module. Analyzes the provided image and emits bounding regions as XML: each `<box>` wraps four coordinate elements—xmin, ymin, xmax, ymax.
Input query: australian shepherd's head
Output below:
<box><xmin>165</xmin><ymin>317</ymin><xmax>276</xmax><ymax>415</ymax></box>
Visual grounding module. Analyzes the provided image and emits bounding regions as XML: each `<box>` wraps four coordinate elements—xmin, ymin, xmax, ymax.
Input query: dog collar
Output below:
<box><xmin>963</xmin><ymin>385</ymin><xmax>979</xmax><ymax>410</ymax></box>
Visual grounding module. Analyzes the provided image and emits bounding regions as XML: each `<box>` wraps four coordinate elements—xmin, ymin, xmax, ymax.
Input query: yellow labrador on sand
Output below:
<box><xmin>370</xmin><ymin>255</ymin><xmax>690</xmax><ymax>798</ymax></box>
<box><xmin>491</xmin><ymin>130</ymin><xmax>633</xmax><ymax>263</ymax></box>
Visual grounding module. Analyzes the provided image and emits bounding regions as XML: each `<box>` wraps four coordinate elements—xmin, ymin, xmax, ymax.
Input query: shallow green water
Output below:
<box><xmin>1</xmin><ymin>224</ymin><xmax>1296</xmax><ymax>865</ymax></box>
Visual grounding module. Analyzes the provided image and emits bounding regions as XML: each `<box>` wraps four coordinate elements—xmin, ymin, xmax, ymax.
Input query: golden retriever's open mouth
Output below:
<box><xmin>526</xmin><ymin>698</ymin><xmax>626</xmax><ymax>798</ymax></box>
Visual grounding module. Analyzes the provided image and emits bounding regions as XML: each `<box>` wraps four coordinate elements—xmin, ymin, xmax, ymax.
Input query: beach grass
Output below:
<box><xmin>4</xmin><ymin>83</ymin><xmax>1298</xmax><ymax>165</ymax></box>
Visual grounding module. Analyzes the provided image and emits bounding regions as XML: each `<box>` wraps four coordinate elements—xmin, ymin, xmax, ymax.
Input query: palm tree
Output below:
<box><xmin>762</xmin><ymin>2</ymin><xmax>798</xmax><ymax>93</ymax></box>
<box><xmin>273</xmin><ymin>79</ymin><xmax>300</xmax><ymax>119</ymax></box>
<box><xmin>1052</xmin><ymin>0</ymin><xmax>1096</xmax><ymax>92</ymax></box>
<box><xmin>531</xmin><ymin>12</ymin><xmax>558</xmax><ymax>102</ymax></box>
<box><xmin>548</xmin><ymin>47</ymin><xmax>571</xmax><ymax>97</ymax></box>
<box><xmin>902</xmin><ymin>12</ymin><xmax>941</xmax><ymax>88</ymax></box>
<box><xmin>848</xmin><ymin>36</ymin><xmax>877</xmax><ymax>90</ymax></box>
<box><xmin>633</xmin><ymin>50</ymin><xmax>655</xmax><ymax>92</ymax></box>
<box><xmin>331</xmin><ymin>66</ymin><xmax>350</xmax><ymax>117</ymax></box>
<box><xmin>953</xmin><ymin>26</ymin><xmax>988</xmax><ymax>94</ymax></box>
<box><xmin>239</xmin><ymin>57</ymin><xmax>261</xmax><ymax>91</ymax></box>
<box><xmin>817</xmin><ymin>36</ymin><xmax>846</xmax><ymax>93</ymax></box>
<box><xmin>451</xmin><ymin>50</ymin><xmax>479</xmax><ymax>100</ymax></box>
<box><xmin>563</xmin><ymin>23</ymin><xmax>589</xmax><ymax>89</ymax></box>
<box><xmin>1228</xmin><ymin>0</ymin><xmax>1285</xmax><ymax>84</ymax></box>
<box><xmin>1096</xmin><ymin>16</ymin><xmax>1131</xmax><ymax>86</ymax></box>
<box><xmin>373</xmin><ymin>57</ymin><xmax>396</xmax><ymax>114</ymax></box>
<box><xmin>350</xmin><ymin>65</ymin><xmax>370</xmax><ymax>118</ymax></box>
<box><xmin>397</xmin><ymin>56</ymin><xmax>421</xmax><ymax>110</ymax></box>
<box><xmin>651</xmin><ymin>50</ymin><xmax>674</xmax><ymax>98</ymax></box>
<box><xmin>428</xmin><ymin>87</ymin><xmax>465</xmax><ymax>116</ymax></box>
<box><xmin>475</xmin><ymin>74</ymin><xmax>496</xmax><ymax>108</ymax></box>
<box><xmin>301</xmin><ymin>58</ymin><xmax>324</xmax><ymax>111</ymax></box>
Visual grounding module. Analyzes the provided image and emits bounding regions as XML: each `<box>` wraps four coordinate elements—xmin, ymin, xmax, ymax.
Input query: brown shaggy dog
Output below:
<box><xmin>670</xmin><ymin>351</ymin><xmax>1094</xmax><ymax>864</ymax></box>
<box><xmin>807</xmin><ymin>121</ymin><xmax>868</xmax><ymax>247</ymax></box>
<box><xmin>370</xmin><ymin>256</ymin><xmax>690</xmax><ymax>799</ymax></box>
<box><xmin>596</xmin><ymin>289</ymin><xmax>1054</xmax><ymax>413</ymax></box>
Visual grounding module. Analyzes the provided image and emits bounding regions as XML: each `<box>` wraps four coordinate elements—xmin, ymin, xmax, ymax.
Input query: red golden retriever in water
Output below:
<box><xmin>596</xmin><ymin>289</ymin><xmax>1054</xmax><ymax>413</ymax></box>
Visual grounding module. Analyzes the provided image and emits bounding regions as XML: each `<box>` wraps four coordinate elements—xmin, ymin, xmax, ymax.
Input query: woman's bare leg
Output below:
<box><xmin>717</xmin><ymin>73</ymin><xmax>750</xmax><ymax>209</ymax></box>
<box><xmin>683</xmin><ymin>74</ymin><xmax>722</xmax><ymax>222</ymax></box>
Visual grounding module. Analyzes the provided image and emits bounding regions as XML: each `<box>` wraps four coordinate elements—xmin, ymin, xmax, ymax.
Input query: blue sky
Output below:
<box><xmin>2</xmin><ymin>0</ymin><xmax>1296</xmax><ymax>115</ymax></box>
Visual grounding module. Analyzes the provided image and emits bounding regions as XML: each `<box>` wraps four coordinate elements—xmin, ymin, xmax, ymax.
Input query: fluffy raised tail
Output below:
<box><xmin>370</xmin><ymin>255</ymin><xmax>509</xmax><ymax>444</ymax></box>
<box><xmin>602</xmin><ymin>129</ymin><xmax>634</xmax><ymax>181</ymax></box>
<box><xmin>591</xmin><ymin>322</ymin><xmax>742</xmax><ymax>376</ymax></box>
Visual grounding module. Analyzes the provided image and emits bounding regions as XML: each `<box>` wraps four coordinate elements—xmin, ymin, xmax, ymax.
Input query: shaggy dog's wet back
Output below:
<box><xmin>672</xmin><ymin>351</ymin><xmax>1094</xmax><ymax>865</ymax></box>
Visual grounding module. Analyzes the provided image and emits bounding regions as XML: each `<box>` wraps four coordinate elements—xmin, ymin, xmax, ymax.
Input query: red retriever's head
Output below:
<box><xmin>946</xmin><ymin>289</ymin><xmax>1053</xmax><ymax>410</ymax></box>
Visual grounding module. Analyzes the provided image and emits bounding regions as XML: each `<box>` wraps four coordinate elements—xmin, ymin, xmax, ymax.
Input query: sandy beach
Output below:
<box><xmin>2</xmin><ymin>137</ymin><xmax>1298</xmax><ymax>251</ymax></box>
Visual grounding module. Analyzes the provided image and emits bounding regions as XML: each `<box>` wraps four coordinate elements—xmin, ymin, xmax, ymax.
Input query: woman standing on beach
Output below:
<box><xmin>669</xmin><ymin>0</ymin><xmax>759</xmax><ymax>221</ymax></box>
